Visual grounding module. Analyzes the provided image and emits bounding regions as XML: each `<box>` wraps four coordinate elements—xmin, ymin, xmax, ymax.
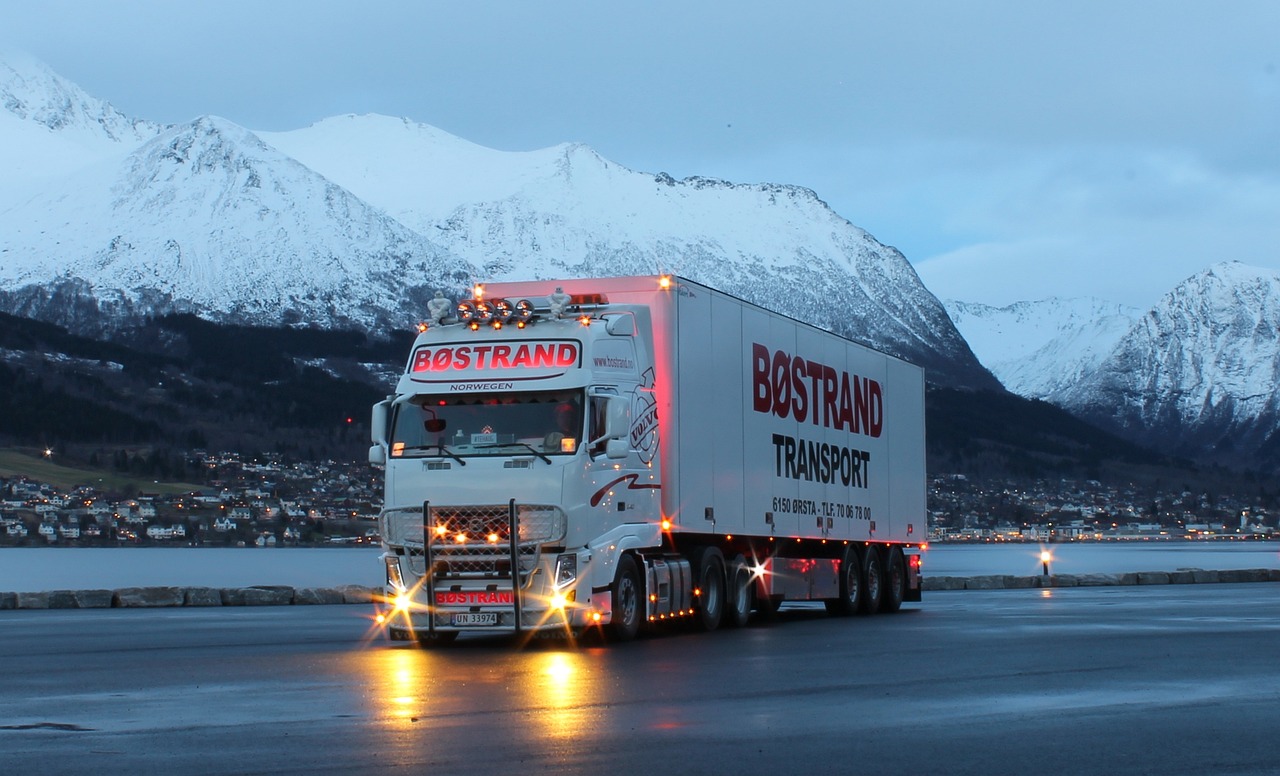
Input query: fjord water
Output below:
<box><xmin>1</xmin><ymin>542</ymin><xmax>1277</xmax><ymax>593</ymax></box>
<box><xmin>922</xmin><ymin>541</ymin><xmax>1280</xmax><ymax>578</ymax></box>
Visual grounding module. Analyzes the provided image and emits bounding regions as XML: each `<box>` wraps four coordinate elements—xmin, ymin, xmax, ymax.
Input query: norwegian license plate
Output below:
<box><xmin>451</xmin><ymin>612</ymin><xmax>499</xmax><ymax>626</ymax></box>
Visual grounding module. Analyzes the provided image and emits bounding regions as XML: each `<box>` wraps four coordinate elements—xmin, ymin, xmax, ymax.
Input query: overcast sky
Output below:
<box><xmin>4</xmin><ymin>1</ymin><xmax>1278</xmax><ymax>308</ymax></box>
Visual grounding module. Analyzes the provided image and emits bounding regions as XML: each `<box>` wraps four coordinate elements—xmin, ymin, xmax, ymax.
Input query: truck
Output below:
<box><xmin>369</xmin><ymin>275</ymin><xmax>925</xmax><ymax>643</ymax></box>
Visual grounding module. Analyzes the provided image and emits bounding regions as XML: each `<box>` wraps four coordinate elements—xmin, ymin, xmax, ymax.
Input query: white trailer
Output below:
<box><xmin>370</xmin><ymin>276</ymin><xmax>924</xmax><ymax>642</ymax></box>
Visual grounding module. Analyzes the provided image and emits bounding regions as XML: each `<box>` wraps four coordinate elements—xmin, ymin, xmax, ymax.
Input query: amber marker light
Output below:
<box><xmin>661</xmin><ymin>518</ymin><xmax>672</xmax><ymax>531</ymax></box>
<box><xmin>578</xmin><ymin>315</ymin><xmax>591</xmax><ymax>326</ymax></box>
<box><xmin>417</xmin><ymin>322</ymin><xmax>429</xmax><ymax>333</ymax></box>
<box><xmin>658</xmin><ymin>275</ymin><xmax>672</xmax><ymax>289</ymax></box>
<box><xmin>473</xmin><ymin>284</ymin><xmax>485</xmax><ymax>300</ymax></box>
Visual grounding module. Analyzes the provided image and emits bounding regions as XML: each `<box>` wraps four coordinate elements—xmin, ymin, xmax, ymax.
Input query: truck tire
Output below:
<box><xmin>724</xmin><ymin>553</ymin><xmax>752</xmax><ymax>628</ymax></box>
<box><xmin>610</xmin><ymin>554</ymin><xmax>643</xmax><ymax>642</ymax></box>
<box><xmin>829</xmin><ymin>543</ymin><xmax>864</xmax><ymax>616</ymax></box>
<box><xmin>693</xmin><ymin>547</ymin><xmax>726</xmax><ymax>631</ymax></box>
<box><xmin>881</xmin><ymin>546</ymin><xmax>906</xmax><ymax>613</ymax></box>
<box><xmin>860</xmin><ymin>544</ymin><xmax>883</xmax><ymax>615</ymax></box>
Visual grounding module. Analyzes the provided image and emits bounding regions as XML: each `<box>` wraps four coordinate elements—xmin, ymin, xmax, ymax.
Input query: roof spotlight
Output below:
<box><xmin>474</xmin><ymin>301</ymin><xmax>493</xmax><ymax>322</ymax></box>
<box><xmin>492</xmin><ymin>298</ymin><xmax>514</xmax><ymax>323</ymax></box>
<box><xmin>514</xmin><ymin>299</ymin><xmax>535</xmax><ymax>323</ymax></box>
<box><xmin>456</xmin><ymin>300</ymin><xmax>476</xmax><ymax>322</ymax></box>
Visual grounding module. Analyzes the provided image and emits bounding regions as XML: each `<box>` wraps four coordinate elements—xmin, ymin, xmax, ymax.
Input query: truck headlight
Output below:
<box><xmin>554</xmin><ymin>553</ymin><xmax>577</xmax><ymax>589</ymax></box>
<box><xmin>385</xmin><ymin>556</ymin><xmax>405</xmax><ymax>591</ymax></box>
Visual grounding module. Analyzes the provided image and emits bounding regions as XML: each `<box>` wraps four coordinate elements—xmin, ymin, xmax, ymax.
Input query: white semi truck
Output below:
<box><xmin>370</xmin><ymin>276</ymin><xmax>924</xmax><ymax>642</ymax></box>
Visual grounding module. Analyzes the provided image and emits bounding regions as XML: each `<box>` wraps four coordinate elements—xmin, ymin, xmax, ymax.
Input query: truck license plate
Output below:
<box><xmin>451</xmin><ymin>612</ymin><xmax>499</xmax><ymax>626</ymax></box>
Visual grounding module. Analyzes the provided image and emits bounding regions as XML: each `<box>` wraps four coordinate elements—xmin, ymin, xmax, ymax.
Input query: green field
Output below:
<box><xmin>0</xmin><ymin>449</ymin><xmax>204</xmax><ymax>495</ymax></box>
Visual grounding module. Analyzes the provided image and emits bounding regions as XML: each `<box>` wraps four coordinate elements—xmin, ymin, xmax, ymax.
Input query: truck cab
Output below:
<box><xmin>371</xmin><ymin>285</ymin><xmax>662</xmax><ymax>641</ymax></box>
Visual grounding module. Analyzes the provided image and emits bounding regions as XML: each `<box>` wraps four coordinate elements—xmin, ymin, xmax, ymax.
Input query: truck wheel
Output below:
<box><xmin>693</xmin><ymin>547</ymin><xmax>725</xmax><ymax>631</ymax></box>
<box><xmin>830</xmin><ymin>544</ymin><xmax>864</xmax><ymax>616</ymax></box>
<box><xmin>860</xmin><ymin>544</ymin><xmax>883</xmax><ymax>615</ymax></box>
<box><xmin>881</xmin><ymin>546</ymin><xmax>906</xmax><ymax>613</ymax></box>
<box><xmin>724</xmin><ymin>554</ymin><xmax>752</xmax><ymax>628</ymax></box>
<box><xmin>610</xmin><ymin>554</ymin><xmax>643</xmax><ymax>642</ymax></box>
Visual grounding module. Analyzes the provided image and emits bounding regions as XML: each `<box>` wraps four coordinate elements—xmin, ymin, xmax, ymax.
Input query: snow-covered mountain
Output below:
<box><xmin>265</xmin><ymin>115</ymin><xmax>991</xmax><ymax>386</ymax></box>
<box><xmin>1053</xmin><ymin>262</ymin><xmax>1280</xmax><ymax>462</ymax></box>
<box><xmin>0</xmin><ymin>115</ymin><xmax>472</xmax><ymax>330</ymax></box>
<box><xmin>946</xmin><ymin>297</ymin><xmax>1141</xmax><ymax>398</ymax></box>
<box><xmin>0</xmin><ymin>51</ymin><xmax>160</xmax><ymax>206</ymax></box>
<box><xmin>0</xmin><ymin>55</ymin><xmax>997</xmax><ymax>389</ymax></box>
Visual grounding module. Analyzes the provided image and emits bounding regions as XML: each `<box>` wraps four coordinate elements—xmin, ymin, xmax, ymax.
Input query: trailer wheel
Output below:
<box><xmin>860</xmin><ymin>544</ymin><xmax>883</xmax><ymax>615</ymax></box>
<box><xmin>724</xmin><ymin>554</ymin><xmax>752</xmax><ymax>628</ymax></box>
<box><xmin>827</xmin><ymin>543</ymin><xmax>864</xmax><ymax>616</ymax></box>
<box><xmin>693</xmin><ymin>547</ymin><xmax>725</xmax><ymax>631</ymax></box>
<box><xmin>610</xmin><ymin>554</ymin><xmax>643</xmax><ymax>642</ymax></box>
<box><xmin>881</xmin><ymin>546</ymin><xmax>906</xmax><ymax>613</ymax></box>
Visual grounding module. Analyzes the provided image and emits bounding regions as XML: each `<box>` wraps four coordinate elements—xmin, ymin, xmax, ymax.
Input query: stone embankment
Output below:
<box><xmin>0</xmin><ymin>585</ymin><xmax>381</xmax><ymax>609</ymax></box>
<box><xmin>923</xmin><ymin>568</ymin><xmax>1280</xmax><ymax>590</ymax></box>
<box><xmin>3</xmin><ymin>569</ymin><xmax>1278</xmax><ymax>609</ymax></box>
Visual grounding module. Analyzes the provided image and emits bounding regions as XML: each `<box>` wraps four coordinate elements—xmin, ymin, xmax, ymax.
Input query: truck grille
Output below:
<box><xmin>380</xmin><ymin>503</ymin><xmax>566</xmax><ymax>580</ymax></box>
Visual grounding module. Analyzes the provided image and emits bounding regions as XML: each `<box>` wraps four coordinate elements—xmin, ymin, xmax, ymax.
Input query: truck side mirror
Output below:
<box><xmin>605</xmin><ymin>439</ymin><xmax>629</xmax><ymax>459</ymax></box>
<box><xmin>588</xmin><ymin>396</ymin><xmax>631</xmax><ymax>450</ymax></box>
<box><xmin>369</xmin><ymin>445</ymin><xmax>386</xmax><ymax>466</ymax></box>
<box><xmin>606</xmin><ymin>397</ymin><xmax>629</xmax><ymax>438</ymax></box>
<box><xmin>371</xmin><ymin>400</ymin><xmax>390</xmax><ymax>445</ymax></box>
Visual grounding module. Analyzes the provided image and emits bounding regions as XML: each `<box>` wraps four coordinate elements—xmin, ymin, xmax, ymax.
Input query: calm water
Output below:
<box><xmin>922</xmin><ymin>541</ymin><xmax>1280</xmax><ymax>578</ymax></box>
<box><xmin>0</xmin><ymin>542</ymin><xmax>1277</xmax><ymax>592</ymax></box>
<box><xmin>0</xmin><ymin>546</ymin><xmax>384</xmax><ymax>592</ymax></box>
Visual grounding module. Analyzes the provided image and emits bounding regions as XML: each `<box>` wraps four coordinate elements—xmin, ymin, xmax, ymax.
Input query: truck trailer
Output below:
<box><xmin>370</xmin><ymin>275</ymin><xmax>925</xmax><ymax>642</ymax></box>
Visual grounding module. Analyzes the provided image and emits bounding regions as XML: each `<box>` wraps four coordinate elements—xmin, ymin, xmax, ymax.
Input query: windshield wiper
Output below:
<box><xmin>398</xmin><ymin>444</ymin><xmax>467</xmax><ymax>466</ymax></box>
<box><xmin>474</xmin><ymin>442</ymin><xmax>553</xmax><ymax>465</ymax></box>
<box><xmin>434</xmin><ymin>443</ymin><xmax>467</xmax><ymax>466</ymax></box>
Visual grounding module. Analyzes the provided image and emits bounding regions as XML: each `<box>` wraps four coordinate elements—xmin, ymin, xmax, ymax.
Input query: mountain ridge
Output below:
<box><xmin>0</xmin><ymin>55</ymin><xmax>997</xmax><ymax>391</ymax></box>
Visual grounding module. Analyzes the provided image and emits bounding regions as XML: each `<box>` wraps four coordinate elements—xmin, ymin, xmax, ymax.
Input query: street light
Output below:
<box><xmin>1040</xmin><ymin>550</ymin><xmax>1052</xmax><ymax>576</ymax></box>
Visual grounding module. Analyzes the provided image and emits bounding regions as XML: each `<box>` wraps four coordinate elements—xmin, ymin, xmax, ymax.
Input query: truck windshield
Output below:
<box><xmin>390</xmin><ymin>390</ymin><xmax>585</xmax><ymax>458</ymax></box>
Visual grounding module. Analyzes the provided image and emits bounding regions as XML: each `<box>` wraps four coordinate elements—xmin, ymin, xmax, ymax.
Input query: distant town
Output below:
<box><xmin>929</xmin><ymin>473</ymin><xmax>1276</xmax><ymax>542</ymax></box>
<box><xmin>0</xmin><ymin>452</ymin><xmax>381</xmax><ymax>548</ymax></box>
<box><xmin>2</xmin><ymin>453</ymin><xmax>1276</xmax><ymax>548</ymax></box>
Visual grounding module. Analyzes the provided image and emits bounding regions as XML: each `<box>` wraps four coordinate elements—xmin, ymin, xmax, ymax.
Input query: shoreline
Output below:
<box><xmin>3</xmin><ymin>568</ymin><xmax>1278</xmax><ymax>610</ymax></box>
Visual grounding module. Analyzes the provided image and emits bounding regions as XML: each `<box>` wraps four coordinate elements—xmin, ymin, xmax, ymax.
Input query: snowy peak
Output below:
<box><xmin>0</xmin><ymin>49</ymin><xmax>157</xmax><ymax>143</ymax></box>
<box><xmin>259</xmin><ymin>114</ymin><xmax>553</xmax><ymax>227</ymax></box>
<box><xmin>0</xmin><ymin>113</ymin><xmax>472</xmax><ymax>328</ymax></box>
<box><xmin>1057</xmin><ymin>262</ymin><xmax>1280</xmax><ymax>462</ymax></box>
<box><xmin>0</xmin><ymin>56</ymin><xmax>996</xmax><ymax>391</ymax></box>
<box><xmin>0</xmin><ymin>50</ymin><xmax>162</xmax><ymax>204</ymax></box>
<box><xmin>945</xmin><ymin>297</ymin><xmax>1141</xmax><ymax>397</ymax></box>
<box><xmin>262</xmin><ymin>111</ymin><xmax>995</xmax><ymax>387</ymax></box>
